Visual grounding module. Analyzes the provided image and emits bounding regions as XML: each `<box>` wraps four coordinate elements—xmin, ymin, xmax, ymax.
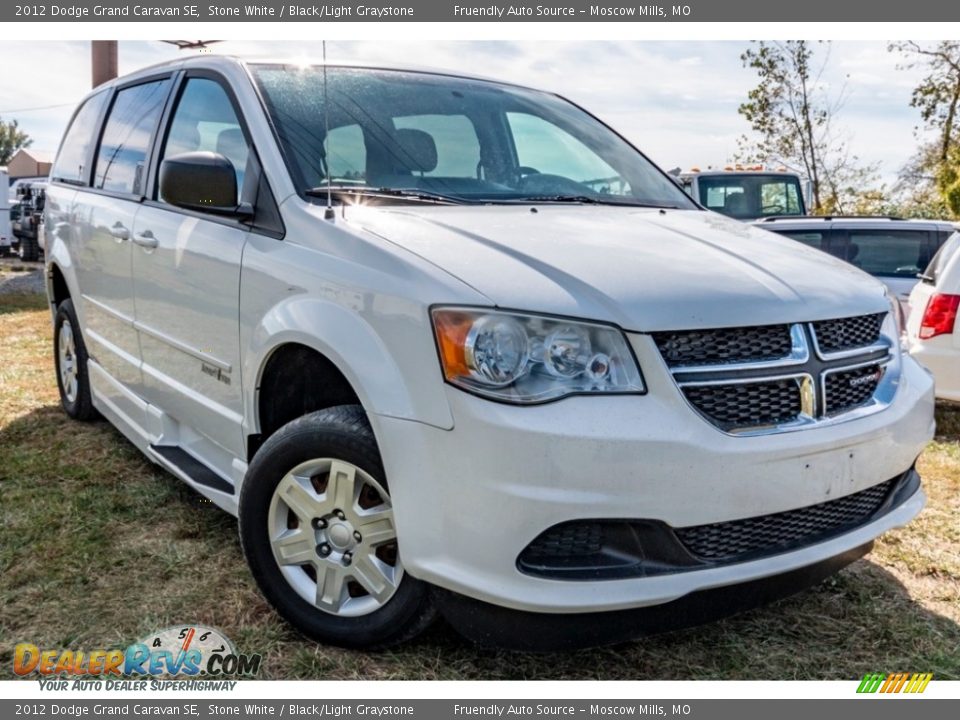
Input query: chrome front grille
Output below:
<box><xmin>682</xmin><ymin>378</ymin><xmax>802</xmax><ymax>430</ymax></box>
<box><xmin>653</xmin><ymin>324</ymin><xmax>793</xmax><ymax>368</ymax></box>
<box><xmin>824</xmin><ymin>363</ymin><xmax>885</xmax><ymax>415</ymax></box>
<box><xmin>657</xmin><ymin>312</ymin><xmax>897</xmax><ymax>435</ymax></box>
<box><xmin>812</xmin><ymin>313</ymin><xmax>885</xmax><ymax>355</ymax></box>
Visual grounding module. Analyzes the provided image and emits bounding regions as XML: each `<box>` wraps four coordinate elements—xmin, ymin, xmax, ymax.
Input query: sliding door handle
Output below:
<box><xmin>133</xmin><ymin>230</ymin><xmax>158</xmax><ymax>249</ymax></box>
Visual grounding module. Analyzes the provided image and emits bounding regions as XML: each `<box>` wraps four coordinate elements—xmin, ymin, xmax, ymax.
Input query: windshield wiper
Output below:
<box><xmin>506</xmin><ymin>195</ymin><xmax>682</xmax><ymax>208</ymax></box>
<box><xmin>304</xmin><ymin>185</ymin><xmax>472</xmax><ymax>205</ymax></box>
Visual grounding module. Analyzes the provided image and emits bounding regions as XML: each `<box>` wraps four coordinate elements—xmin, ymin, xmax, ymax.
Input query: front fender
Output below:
<box><xmin>242</xmin><ymin>294</ymin><xmax>455</xmax><ymax>440</ymax></box>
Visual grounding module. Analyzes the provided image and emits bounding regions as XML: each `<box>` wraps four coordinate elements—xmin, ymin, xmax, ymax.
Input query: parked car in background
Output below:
<box><xmin>12</xmin><ymin>180</ymin><xmax>47</xmax><ymax>261</ymax></box>
<box><xmin>45</xmin><ymin>56</ymin><xmax>934</xmax><ymax>650</ymax></box>
<box><xmin>0</xmin><ymin>167</ymin><xmax>11</xmax><ymax>257</ymax></box>
<box><xmin>757</xmin><ymin>216</ymin><xmax>958</xmax><ymax>318</ymax></box>
<box><xmin>906</xmin><ymin>232</ymin><xmax>960</xmax><ymax>402</ymax></box>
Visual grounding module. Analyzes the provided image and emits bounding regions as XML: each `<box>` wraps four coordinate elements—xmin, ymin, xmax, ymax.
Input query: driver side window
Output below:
<box><xmin>506</xmin><ymin>112</ymin><xmax>629</xmax><ymax>195</ymax></box>
<box><xmin>159</xmin><ymin>78</ymin><xmax>249</xmax><ymax>204</ymax></box>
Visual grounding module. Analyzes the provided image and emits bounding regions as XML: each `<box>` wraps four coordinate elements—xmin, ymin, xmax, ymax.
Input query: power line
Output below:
<box><xmin>0</xmin><ymin>102</ymin><xmax>77</xmax><ymax>115</ymax></box>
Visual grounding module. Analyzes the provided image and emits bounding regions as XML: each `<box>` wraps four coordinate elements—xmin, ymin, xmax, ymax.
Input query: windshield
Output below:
<box><xmin>251</xmin><ymin>65</ymin><xmax>697</xmax><ymax>208</ymax></box>
<box><xmin>696</xmin><ymin>174</ymin><xmax>804</xmax><ymax>219</ymax></box>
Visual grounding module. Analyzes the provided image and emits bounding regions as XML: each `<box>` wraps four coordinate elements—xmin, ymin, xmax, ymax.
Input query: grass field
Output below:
<box><xmin>1</xmin><ymin>291</ymin><xmax>958</xmax><ymax>680</ymax></box>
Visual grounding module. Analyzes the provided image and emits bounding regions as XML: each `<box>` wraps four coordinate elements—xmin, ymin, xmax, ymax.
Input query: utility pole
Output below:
<box><xmin>91</xmin><ymin>41</ymin><xmax>118</xmax><ymax>88</ymax></box>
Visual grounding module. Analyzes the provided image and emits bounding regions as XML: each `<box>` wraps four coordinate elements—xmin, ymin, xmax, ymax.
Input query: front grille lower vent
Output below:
<box><xmin>524</xmin><ymin>522</ymin><xmax>603</xmax><ymax>558</ymax></box>
<box><xmin>824</xmin><ymin>364</ymin><xmax>884</xmax><ymax>415</ymax></box>
<box><xmin>682</xmin><ymin>379</ymin><xmax>801</xmax><ymax>430</ymax></box>
<box><xmin>675</xmin><ymin>478</ymin><xmax>895</xmax><ymax>562</ymax></box>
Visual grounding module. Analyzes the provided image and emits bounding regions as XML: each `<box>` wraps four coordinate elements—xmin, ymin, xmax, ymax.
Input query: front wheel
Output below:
<box><xmin>239</xmin><ymin>405</ymin><xmax>436</xmax><ymax>648</ymax></box>
<box><xmin>54</xmin><ymin>298</ymin><xmax>98</xmax><ymax>421</ymax></box>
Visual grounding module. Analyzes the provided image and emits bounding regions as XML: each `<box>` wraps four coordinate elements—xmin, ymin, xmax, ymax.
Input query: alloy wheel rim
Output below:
<box><xmin>58</xmin><ymin>321</ymin><xmax>79</xmax><ymax>404</ymax></box>
<box><xmin>267</xmin><ymin>458</ymin><xmax>402</xmax><ymax>617</ymax></box>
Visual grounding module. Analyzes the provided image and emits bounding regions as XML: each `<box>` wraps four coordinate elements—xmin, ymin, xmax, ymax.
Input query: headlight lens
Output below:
<box><xmin>431</xmin><ymin>307</ymin><xmax>645</xmax><ymax>403</ymax></box>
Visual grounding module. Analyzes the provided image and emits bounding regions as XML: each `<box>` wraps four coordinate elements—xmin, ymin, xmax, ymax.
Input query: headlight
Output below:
<box><xmin>431</xmin><ymin>307</ymin><xmax>645</xmax><ymax>404</ymax></box>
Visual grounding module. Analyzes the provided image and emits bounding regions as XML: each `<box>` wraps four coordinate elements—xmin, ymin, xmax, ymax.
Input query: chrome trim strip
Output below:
<box><xmin>677</xmin><ymin>371</ymin><xmax>810</xmax><ymax>388</ymax></box>
<box><xmin>82</xmin><ymin>293</ymin><xmax>233</xmax><ymax>374</ymax></box>
<box><xmin>81</xmin><ymin>293</ymin><xmax>134</xmax><ymax>325</ymax></box>
<box><xmin>668</xmin><ymin>323</ymin><xmax>809</xmax><ymax>374</ymax></box>
<box><xmin>134</xmin><ymin>320</ymin><xmax>232</xmax><ymax>373</ymax></box>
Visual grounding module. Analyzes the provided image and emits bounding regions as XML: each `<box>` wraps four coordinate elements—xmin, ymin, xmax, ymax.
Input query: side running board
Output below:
<box><xmin>150</xmin><ymin>445</ymin><xmax>234</xmax><ymax>495</ymax></box>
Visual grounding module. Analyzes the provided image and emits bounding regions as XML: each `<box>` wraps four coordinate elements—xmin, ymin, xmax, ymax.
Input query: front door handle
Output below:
<box><xmin>133</xmin><ymin>230</ymin><xmax>158</xmax><ymax>249</ymax></box>
<box><xmin>109</xmin><ymin>223</ymin><xmax>129</xmax><ymax>242</ymax></box>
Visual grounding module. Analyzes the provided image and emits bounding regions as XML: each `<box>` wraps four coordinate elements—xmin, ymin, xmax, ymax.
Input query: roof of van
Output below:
<box><xmin>89</xmin><ymin>55</ymin><xmax>539</xmax><ymax>95</ymax></box>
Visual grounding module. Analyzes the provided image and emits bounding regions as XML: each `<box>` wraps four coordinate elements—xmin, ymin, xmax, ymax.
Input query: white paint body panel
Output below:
<box><xmin>44</xmin><ymin>55</ymin><xmax>935</xmax><ymax>615</ymax></box>
<box><xmin>907</xmin><ymin>238</ymin><xmax>960</xmax><ymax>402</ymax></box>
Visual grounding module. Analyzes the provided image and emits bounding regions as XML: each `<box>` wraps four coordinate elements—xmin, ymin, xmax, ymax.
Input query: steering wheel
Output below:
<box><xmin>762</xmin><ymin>204</ymin><xmax>786</xmax><ymax>215</ymax></box>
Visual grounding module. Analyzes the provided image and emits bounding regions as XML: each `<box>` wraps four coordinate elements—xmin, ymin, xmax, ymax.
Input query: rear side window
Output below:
<box><xmin>843</xmin><ymin>229</ymin><xmax>934</xmax><ymax>278</ymax></box>
<box><xmin>775</xmin><ymin>229</ymin><xmax>827</xmax><ymax>251</ymax></box>
<box><xmin>95</xmin><ymin>79</ymin><xmax>171</xmax><ymax>195</ymax></box>
<box><xmin>51</xmin><ymin>92</ymin><xmax>109</xmax><ymax>185</ymax></box>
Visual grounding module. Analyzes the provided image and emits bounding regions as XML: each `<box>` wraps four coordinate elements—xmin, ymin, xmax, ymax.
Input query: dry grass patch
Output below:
<box><xmin>1</xmin><ymin>292</ymin><xmax>958</xmax><ymax>680</ymax></box>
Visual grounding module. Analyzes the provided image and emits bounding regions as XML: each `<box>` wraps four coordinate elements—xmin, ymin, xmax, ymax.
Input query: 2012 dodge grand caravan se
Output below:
<box><xmin>45</xmin><ymin>56</ymin><xmax>935</xmax><ymax>650</ymax></box>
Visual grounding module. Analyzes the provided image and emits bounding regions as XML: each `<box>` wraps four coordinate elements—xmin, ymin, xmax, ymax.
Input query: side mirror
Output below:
<box><xmin>159</xmin><ymin>152</ymin><xmax>250</xmax><ymax>217</ymax></box>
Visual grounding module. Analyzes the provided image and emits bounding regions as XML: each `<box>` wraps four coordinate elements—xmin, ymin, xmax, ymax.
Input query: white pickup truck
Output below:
<box><xmin>677</xmin><ymin>166</ymin><xmax>809</xmax><ymax>220</ymax></box>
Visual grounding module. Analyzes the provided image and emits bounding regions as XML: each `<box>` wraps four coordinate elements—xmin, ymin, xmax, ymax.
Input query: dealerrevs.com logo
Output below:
<box><xmin>13</xmin><ymin>625</ymin><xmax>262</xmax><ymax>684</ymax></box>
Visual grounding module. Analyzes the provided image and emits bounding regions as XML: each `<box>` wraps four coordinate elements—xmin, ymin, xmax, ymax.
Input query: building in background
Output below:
<box><xmin>6</xmin><ymin>148</ymin><xmax>53</xmax><ymax>180</ymax></box>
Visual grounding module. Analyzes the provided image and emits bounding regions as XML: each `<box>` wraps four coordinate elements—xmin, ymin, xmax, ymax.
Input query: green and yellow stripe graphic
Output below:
<box><xmin>857</xmin><ymin>672</ymin><xmax>933</xmax><ymax>693</ymax></box>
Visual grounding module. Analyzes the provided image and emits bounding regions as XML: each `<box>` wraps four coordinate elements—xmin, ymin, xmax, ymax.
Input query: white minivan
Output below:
<box><xmin>46</xmin><ymin>56</ymin><xmax>934</xmax><ymax>650</ymax></box>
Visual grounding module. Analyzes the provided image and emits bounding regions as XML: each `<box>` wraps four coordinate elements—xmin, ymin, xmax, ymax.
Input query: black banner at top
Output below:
<box><xmin>4</xmin><ymin>0</ymin><xmax>960</xmax><ymax>22</ymax></box>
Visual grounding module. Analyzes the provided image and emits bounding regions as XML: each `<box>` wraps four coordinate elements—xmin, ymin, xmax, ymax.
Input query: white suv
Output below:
<box><xmin>45</xmin><ymin>56</ymin><xmax>934</xmax><ymax>650</ymax></box>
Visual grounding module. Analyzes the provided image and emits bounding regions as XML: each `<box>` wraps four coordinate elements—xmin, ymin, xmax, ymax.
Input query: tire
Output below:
<box><xmin>239</xmin><ymin>405</ymin><xmax>436</xmax><ymax>649</ymax></box>
<box><xmin>54</xmin><ymin>298</ymin><xmax>98</xmax><ymax>421</ymax></box>
<box><xmin>19</xmin><ymin>235</ymin><xmax>39</xmax><ymax>262</ymax></box>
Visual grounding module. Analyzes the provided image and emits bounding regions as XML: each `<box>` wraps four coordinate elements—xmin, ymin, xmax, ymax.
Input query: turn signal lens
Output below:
<box><xmin>919</xmin><ymin>293</ymin><xmax>960</xmax><ymax>340</ymax></box>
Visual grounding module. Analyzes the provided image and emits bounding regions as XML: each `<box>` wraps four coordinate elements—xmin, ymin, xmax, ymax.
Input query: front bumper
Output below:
<box><xmin>374</xmin><ymin>345</ymin><xmax>934</xmax><ymax>614</ymax></box>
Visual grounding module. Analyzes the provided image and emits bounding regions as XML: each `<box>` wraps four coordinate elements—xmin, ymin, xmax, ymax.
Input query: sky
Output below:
<box><xmin>0</xmin><ymin>40</ymin><xmax>932</xmax><ymax>187</ymax></box>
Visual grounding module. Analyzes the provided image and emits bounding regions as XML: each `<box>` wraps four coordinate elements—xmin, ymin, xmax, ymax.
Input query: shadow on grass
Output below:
<box><xmin>1</xmin><ymin>404</ymin><xmax>958</xmax><ymax>680</ymax></box>
<box><xmin>0</xmin><ymin>292</ymin><xmax>47</xmax><ymax>315</ymax></box>
<box><xmin>935</xmin><ymin>402</ymin><xmax>960</xmax><ymax>440</ymax></box>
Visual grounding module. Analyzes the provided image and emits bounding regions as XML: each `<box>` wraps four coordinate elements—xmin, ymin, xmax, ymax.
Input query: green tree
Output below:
<box><xmin>737</xmin><ymin>41</ymin><xmax>875</xmax><ymax>214</ymax></box>
<box><xmin>0</xmin><ymin>117</ymin><xmax>32</xmax><ymax>166</ymax></box>
<box><xmin>890</xmin><ymin>41</ymin><xmax>960</xmax><ymax>217</ymax></box>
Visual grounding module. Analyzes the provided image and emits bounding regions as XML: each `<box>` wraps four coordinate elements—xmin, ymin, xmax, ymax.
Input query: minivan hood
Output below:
<box><xmin>345</xmin><ymin>205</ymin><xmax>888</xmax><ymax>332</ymax></box>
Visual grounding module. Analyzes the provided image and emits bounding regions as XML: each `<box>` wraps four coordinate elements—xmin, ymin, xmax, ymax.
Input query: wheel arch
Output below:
<box><xmin>243</xmin><ymin>296</ymin><xmax>454</xmax><ymax>460</ymax></box>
